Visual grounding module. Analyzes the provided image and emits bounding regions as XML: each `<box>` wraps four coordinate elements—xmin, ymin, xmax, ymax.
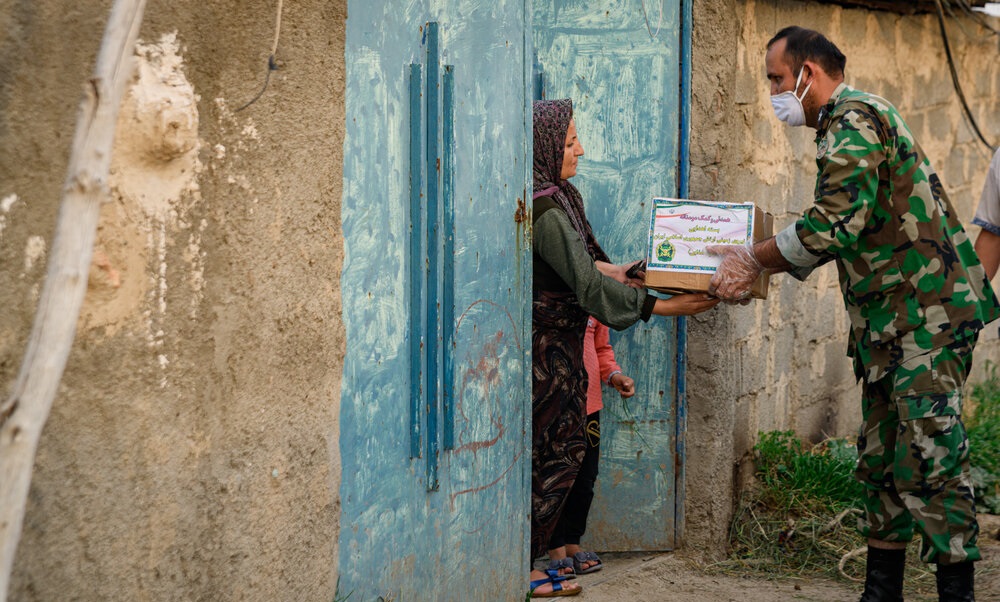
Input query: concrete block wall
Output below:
<box><xmin>684</xmin><ymin>0</ymin><xmax>1000</xmax><ymax>557</ymax></box>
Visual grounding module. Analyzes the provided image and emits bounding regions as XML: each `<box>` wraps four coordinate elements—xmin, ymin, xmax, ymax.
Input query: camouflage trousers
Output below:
<box><xmin>855</xmin><ymin>336</ymin><xmax>980</xmax><ymax>565</ymax></box>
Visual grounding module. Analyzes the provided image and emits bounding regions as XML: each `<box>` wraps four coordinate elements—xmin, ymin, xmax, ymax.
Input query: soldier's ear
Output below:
<box><xmin>800</xmin><ymin>61</ymin><xmax>814</xmax><ymax>81</ymax></box>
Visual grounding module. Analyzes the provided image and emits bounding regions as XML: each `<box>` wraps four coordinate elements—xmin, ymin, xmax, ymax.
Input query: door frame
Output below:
<box><xmin>530</xmin><ymin>0</ymin><xmax>696</xmax><ymax>550</ymax></box>
<box><xmin>674</xmin><ymin>0</ymin><xmax>693</xmax><ymax>546</ymax></box>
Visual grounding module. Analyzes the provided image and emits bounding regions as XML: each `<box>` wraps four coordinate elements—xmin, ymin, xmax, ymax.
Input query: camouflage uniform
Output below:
<box><xmin>774</xmin><ymin>83</ymin><xmax>1000</xmax><ymax>564</ymax></box>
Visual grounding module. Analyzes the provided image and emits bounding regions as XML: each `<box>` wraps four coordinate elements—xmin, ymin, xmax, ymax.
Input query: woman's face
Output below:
<box><xmin>560</xmin><ymin>118</ymin><xmax>585</xmax><ymax>179</ymax></box>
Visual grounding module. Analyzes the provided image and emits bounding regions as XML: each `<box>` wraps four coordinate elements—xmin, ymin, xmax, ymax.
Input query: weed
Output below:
<box><xmin>708</xmin><ymin>362</ymin><xmax>1000</xmax><ymax>593</ymax></box>
<box><xmin>713</xmin><ymin>431</ymin><xmax>867</xmax><ymax>579</ymax></box>
<box><xmin>332</xmin><ymin>587</ymin><xmax>354</xmax><ymax>601</ymax></box>
<box><xmin>710</xmin><ymin>430</ymin><xmax>936</xmax><ymax>594</ymax></box>
<box><xmin>967</xmin><ymin>362</ymin><xmax>1000</xmax><ymax>514</ymax></box>
<box><xmin>753</xmin><ymin>430</ymin><xmax>863</xmax><ymax>515</ymax></box>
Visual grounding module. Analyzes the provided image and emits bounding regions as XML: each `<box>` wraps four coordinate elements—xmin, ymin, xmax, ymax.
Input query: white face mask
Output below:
<box><xmin>770</xmin><ymin>67</ymin><xmax>812</xmax><ymax>127</ymax></box>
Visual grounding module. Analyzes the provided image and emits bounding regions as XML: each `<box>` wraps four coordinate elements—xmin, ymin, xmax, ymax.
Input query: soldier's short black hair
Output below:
<box><xmin>767</xmin><ymin>26</ymin><xmax>846</xmax><ymax>78</ymax></box>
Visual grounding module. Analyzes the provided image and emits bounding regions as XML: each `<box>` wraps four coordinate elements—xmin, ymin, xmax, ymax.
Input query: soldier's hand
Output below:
<box><xmin>707</xmin><ymin>244</ymin><xmax>763</xmax><ymax>302</ymax></box>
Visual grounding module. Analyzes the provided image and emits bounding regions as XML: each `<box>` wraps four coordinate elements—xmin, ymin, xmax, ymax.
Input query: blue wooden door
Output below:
<box><xmin>338</xmin><ymin>2</ymin><xmax>532</xmax><ymax>599</ymax></box>
<box><xmin>533</xmin><ymin>0</ymin><xmax>687</xmax><ymax>551</ymax></box>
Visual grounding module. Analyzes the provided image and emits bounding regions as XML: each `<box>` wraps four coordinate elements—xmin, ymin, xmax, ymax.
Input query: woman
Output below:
<box><xmin>546</xmin><ymin>315</ymin><xmax>632</xmax><ymax>577</ymax></box>
<box><xmin>528</xmin><ymin>99</ymin><xmax>718</xmax><ymax>597</ymax></box>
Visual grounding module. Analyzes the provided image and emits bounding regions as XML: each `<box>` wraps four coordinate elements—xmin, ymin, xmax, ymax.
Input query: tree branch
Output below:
<box><xmin>0</xmin><ymin>1</ymin><xmax>147</xmax><ymax>599</ymax></box>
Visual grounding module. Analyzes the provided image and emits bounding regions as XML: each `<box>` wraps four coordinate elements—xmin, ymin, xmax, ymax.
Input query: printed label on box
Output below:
<box><xmin>646</xmin><ymin>198</ymin><xmax>755</xmax><ymax>273</ymax></box>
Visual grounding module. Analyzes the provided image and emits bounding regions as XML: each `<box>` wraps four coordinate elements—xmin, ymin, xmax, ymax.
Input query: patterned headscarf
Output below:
<box><xmin>532</xmin><ymin>99</ymin><xmax>610</xmax><ymax>264</ymax></box>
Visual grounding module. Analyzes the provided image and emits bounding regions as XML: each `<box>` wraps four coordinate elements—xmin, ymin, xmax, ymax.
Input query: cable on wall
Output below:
<box><xmin>641</xmin><ymin>0</ymin><xmax>664</xmax><ymax>40</ymax></box>
<box><xmin>955</xmin><ymin>0</ymin><xmax>1000</xmax><ymax>36</ymax></box>
<box><xmin>933</xmin><ymin>0</ymin><xmax>997</xmax><ymax>151</ymax></box>
<box><xmin>236</xmin><ymin>0</ymin><xmax>284</xmax><ymax>112</ymax></box>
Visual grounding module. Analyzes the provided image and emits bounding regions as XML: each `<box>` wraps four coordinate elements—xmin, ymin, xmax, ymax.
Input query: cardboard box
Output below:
<box><xmin>643</xmin><ymin>198</ymin><xmax>773</xmax><ymax>299</ymax></box>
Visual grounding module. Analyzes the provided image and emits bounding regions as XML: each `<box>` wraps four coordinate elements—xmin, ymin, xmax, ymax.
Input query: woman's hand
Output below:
<box><xmin>594</xmin><ymin>260</ymin><xmax>619</xmax><ymax>281</ymax></box>
<box><xmin>595</xmin><ymin>260</ymin><xmax>645</xmax><ymax>289</ymax></box>
<box><xmin>609</xmin><ymin>373</ymin><xmax>635</xmax><ymax>398</ymax></box>
<box><xmin>623</xmin><ymin>260</ymin><xmax>646</xmax><ymax>288</ymax></box>
<box><xmin>653</xmin><ymin>293</ymin><xmax>721</xmax><ymax>316</ymax></box>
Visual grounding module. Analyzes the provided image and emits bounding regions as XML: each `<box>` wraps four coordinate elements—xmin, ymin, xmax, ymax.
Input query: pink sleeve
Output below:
<box><xmin>594</xmin><ymin>322</ymin><xmax>621</xmax><ymax>383</ymax></box>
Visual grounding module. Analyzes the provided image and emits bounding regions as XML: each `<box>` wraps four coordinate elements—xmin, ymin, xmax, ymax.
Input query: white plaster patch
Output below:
<box><xmin>183</xmin><ymin>230</ymin><xmax>206</xmax><ymax>318</ymax></box>
<box><xmin>0</xmin><ymin>193</ymin><xmax>19</xmax><ymax>241</ymax></box>
<box><xmin>112</xmin><ymin>32</ymin><xmax>202</xmax><ymax>222</ymax></box>
<box><xmin>23</xmin><ymin>235</ymin><xmax>46</xmax><ymax>271</ymax></box>
<box><xmin>158</xmin><ymin>353</ymin><xmax>170</xmax><ymax>389</ymax></box>
<box><xmin>157</xmin><ymin>222</ymin><xmax>168</xmax><ymax>315</ymax></box>
<box><xmin>103</xmin><ymin>32</ymin><xmax>209</xmax><ymax>381</ymax></box>
<box><xmin>211</xmin><ymin>97</ymin><xmax>261</xmax><ymax>179</ymax></box>
<box><xmin>241</xmin><ymin>123</ymin><xmax>260</xmax><ymax>140</ymax></box>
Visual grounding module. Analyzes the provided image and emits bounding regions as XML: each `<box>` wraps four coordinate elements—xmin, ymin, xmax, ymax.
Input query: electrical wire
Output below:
<box><xmin>955</xmin><ymin>0</ymin><xmax>1000</xmax><ymax>36</ymax></box>
<box><xmin>946</xmin><ymin>0</ymin><xmax>998</xmax><ymax>41</ymax></box>
<box><xmin>236</xmin><ymin>0</ymin><xmax>284</xmax><ymax>112</ymax></box>
<box><xmin>933</xmin><ymin>0</ymin><xmax>997</xmax><ymax>152</ymax></box>
<box><xmin>641</xmin><ymin>0</ymin><xmax>664</xmax><ymax>40</ymax></box>
<box><xmin>942</xmin><ymin>0</ymin><xmax>980</xmax><ymax>40</ymax></box>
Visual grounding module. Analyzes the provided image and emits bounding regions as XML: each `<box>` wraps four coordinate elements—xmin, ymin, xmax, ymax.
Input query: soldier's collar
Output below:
<box><xmin>817</xmin><ymin>82</ymin><xmax>849</xmax><ymax>132</ymax></box>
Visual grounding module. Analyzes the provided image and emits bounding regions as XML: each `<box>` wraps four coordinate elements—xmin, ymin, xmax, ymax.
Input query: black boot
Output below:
<box><xmin>936</xmin><ymin>561</ymin><xmax>974</xmax><ymax>602</ymax></box>
<box><xmin>859</xmin><ymin>546</ymin><xmax>905</xmax><ymax>602</ymax></box>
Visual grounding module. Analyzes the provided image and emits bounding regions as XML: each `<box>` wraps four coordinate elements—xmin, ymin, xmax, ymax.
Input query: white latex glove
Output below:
<box><xmin>706</xmin><ymin>244</ymin><xmax>764</xmax><ymax>302</ymax></box>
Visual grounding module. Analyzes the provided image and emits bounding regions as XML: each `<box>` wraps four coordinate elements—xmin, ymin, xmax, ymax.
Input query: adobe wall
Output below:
<box><xmin>0</xmin><ymin>1</ymin><xmax>346</xmax><ymax>599</ymax></box>
<box><xmin>685</xmin><ymin>0</ymin><xmax>1000</xmax><ymax>557</ymax></box>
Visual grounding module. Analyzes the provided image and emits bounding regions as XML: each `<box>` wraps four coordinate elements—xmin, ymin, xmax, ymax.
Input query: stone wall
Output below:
<box><xmin>685</xmin><ymin>0</ymin><xmax>1000</xmax><ymax>557</ymax></box>
<box><xmin>0</xmin><ymin>1</ymin><xmax>346</xmax><ymax>599</ymax></box>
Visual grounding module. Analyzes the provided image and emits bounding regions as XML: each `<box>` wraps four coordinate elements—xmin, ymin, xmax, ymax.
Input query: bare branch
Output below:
<box><xmin>0</xmin><ymin>2</ymin><xmax>147</xmax><ymax>599</ymax></box>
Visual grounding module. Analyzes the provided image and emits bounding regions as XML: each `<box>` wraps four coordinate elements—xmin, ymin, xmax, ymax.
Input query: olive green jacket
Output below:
<box><xmin>533</xmin><ymin>196</ymin><xmax>655</xmax><ymax>330</ymax></box>
<box><xmin>775</xmin><ymin>84</ymin><xmax>1000</xmax><ymax>382</ymax></box>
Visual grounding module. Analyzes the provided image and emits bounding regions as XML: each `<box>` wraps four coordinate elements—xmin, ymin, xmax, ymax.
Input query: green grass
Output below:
<box><xmin>711</xmin><ymin>430</ymin><xmax>943</xmax><ymax>593</ymax></box>
<box><xmin>711</xmin><ymin>430</ymin><xmax>872</xmax><ymax>582</ymax></box>
<box><xmin>753</xmin><ymin>431</ymin><xmax>863</xmax><ymax>515</ymax></box>
<box><xmin>967</xmin><ymin>362</ymin><xmax>1000</xmax><ymax>514</ymax></box>
<box><xmin>712</xmin><ymin>392</ymin><xmax>1000</xmax><ymax>592</ymax></box>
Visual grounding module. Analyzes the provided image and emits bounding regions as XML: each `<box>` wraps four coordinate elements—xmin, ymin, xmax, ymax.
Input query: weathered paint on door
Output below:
<box><xmin>533</xmin><ymin>0</ymin><xmax>685</xmax><ymax>551</ymax></box>
<box><xmin>339</xmin><ymin>1</ymin><xmax>532</xmax><ymax>599</ymax></box>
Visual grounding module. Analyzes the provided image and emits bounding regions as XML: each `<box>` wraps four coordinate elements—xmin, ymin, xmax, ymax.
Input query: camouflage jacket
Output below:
<box><xmin>775</xmin><ymin>83</ymin><xmax>1000</xmax><ymax>382</ymax></box>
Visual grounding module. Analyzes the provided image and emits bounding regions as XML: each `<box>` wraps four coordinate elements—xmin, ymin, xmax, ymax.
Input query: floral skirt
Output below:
<box><xmin>531</xmin><ymin>290</ymin><xmax>589</xmax><ymax>560</ymax></box>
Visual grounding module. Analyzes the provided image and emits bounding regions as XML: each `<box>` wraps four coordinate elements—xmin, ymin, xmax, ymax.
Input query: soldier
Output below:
<box><xmin>708</xmin><ymin>26</ymin><xmax>1000</xmax><ymax>602</ymax></box>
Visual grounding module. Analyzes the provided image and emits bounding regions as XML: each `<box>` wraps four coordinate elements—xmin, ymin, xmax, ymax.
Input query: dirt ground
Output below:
<box><xmin>570</xmin><ymin>515</ymin><xmax>1000</xmax><ymax>602</ymax></box>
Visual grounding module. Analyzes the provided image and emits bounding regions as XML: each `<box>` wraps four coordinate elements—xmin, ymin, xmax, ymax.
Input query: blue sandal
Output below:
<box><xmin>529</xmin><ymin>569</ymin><xmax>581</xmax><ymax>598</ymax></box>
<box><xmin>572</xmin><ymin>551</ymin><xmax>603</xmax><ymax>575</ymax></box>
<box><xmin>546</xmin><ymin>557</ymin><xmax>575</xmax><ymax>578</ymax></box>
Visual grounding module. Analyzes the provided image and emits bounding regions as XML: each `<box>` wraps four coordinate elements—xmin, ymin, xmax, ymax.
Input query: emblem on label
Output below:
<box><xmin>656</xmin><ymin>240</ymin><xmax>676</xmax><ymax>262</ymax></box>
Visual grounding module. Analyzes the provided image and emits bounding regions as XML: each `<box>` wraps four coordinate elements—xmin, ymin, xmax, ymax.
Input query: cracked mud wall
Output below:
<box><xmin>685</xmin><ymin>0</ymin><xmax>1000</xmax><ymax>558</ymax></box>
<box><xmin>0</xmin><ymin>1</ymin><xmax>346</xmax><ymax>599</ymax></box>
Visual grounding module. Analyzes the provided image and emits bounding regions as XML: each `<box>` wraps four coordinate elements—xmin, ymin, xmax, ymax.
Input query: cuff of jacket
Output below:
<box><xmin>640</xmin><ymin>292</ymin><xmax>657</xmax><ymax>322</ymax></box>
<box><xmin>775</xmin><ymin>222</ymin><xmax>824</xmax><ymax>267</ymax></box>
